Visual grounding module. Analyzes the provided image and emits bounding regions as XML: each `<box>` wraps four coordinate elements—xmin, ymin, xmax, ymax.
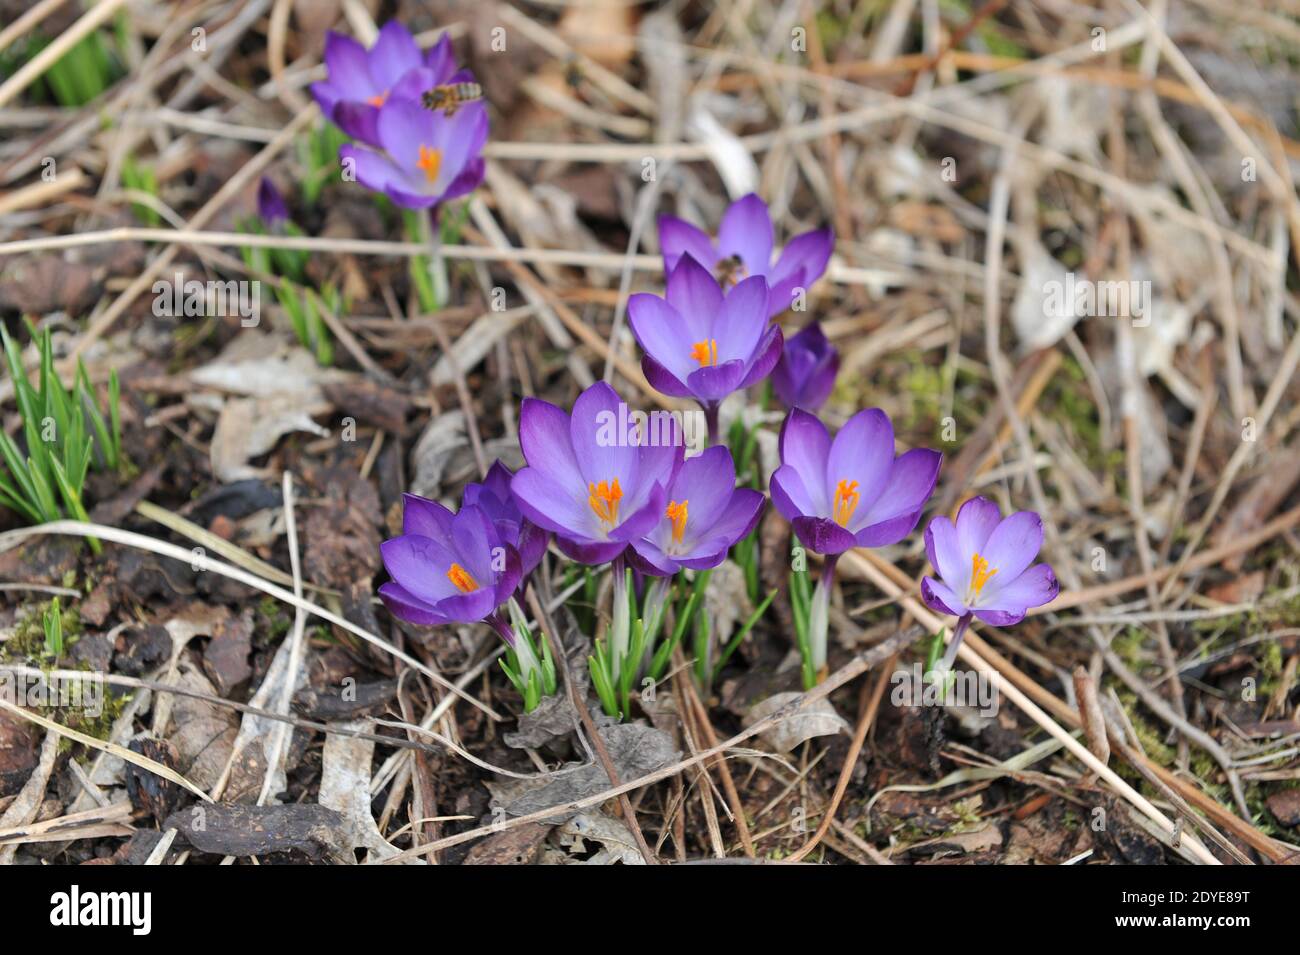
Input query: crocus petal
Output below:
<box><xmin>827</xmin><ymin>408</ymin><xmax>894</xmax><ymax>516</ymax></box>
<box><xmin>665</xmin><ymin>254</ymin><xmax>724</xmax><ymax>340</ymax></box>
<box><xmin>450</xmin><ymin>505</ymin><xmax>497</xmax><ymax>586</ymax></box>
<box><xmin>628</xmin><ymin>538</ymin><xmax>680</xmax><ymax>577</ymax></box>
<box><xmin>379</xmin><ymin>581</ymin><xmax>449</xmax><ymax>626</ymax></box>
<box><xmin>322</xmin><ymin>32</ymin><xmax>372</xmax><ymax>96</ymax></box>
<box><xmin>368</xmin><ymin>21</ymin><xmax>424</xmax><ymax>89</ymax></box>
<box><xmin>340</xmin><ymin>144</ymin><xmax>405</xmax><ymax>197</ymax></box>
<box><xmin>380</xmin><ymin>535</ymin><xmax>458</xmax><ymax>604</ymax></box>
<box><xmin>518</xmin><ymin>397</ymin><xmax>582</xmax><ymax>484</ymax></box>
<box><xmin>310</xmin><ymin>80</ymin><xmax>343</xmax><ymax>120</ymax></box>
<box><xmin>771</xmin><ymin>228</ymin><xmax>834</xmax><ymax>289</ymax></box>
<box><xmin>923</xmin><ymin>515</ymin><xmax>967</xmax><ymax>592</ymax></box>
<box><xmin>628</xmin><ymin>293</ymin><xmax>697</xmax><ymax>383</ymax></box>
<box><xmin>427</xmin><ymin>104</ymin><xmax>489</xmax><ymax>193</ymax></box>
<box><xmin>401</xmin><ymin>493</ymin><xmax>455</xmax><ymax>539</ymax></box>
<box><xmin>665</xmin><ymin>446</ymin><xmax>736</xmax><ymax>532</ymax></box>
<box><xmin>979</xmin><ymin>511</ymin><xmax>1045</xmax><ymax>584</ymax></box>
<box><xmin>424</xmin><ymin>33</ymin><xmax>455</xmax><ymax>81</ymax></box>
<box><xmin>700</xmin><ymin>488</ymin><xmax>764</xmax><ymax>548</ymax></box>
<box><xmin>852</xmin><ymin>507</ymin><xmax>925</xmax><ymax>548</ymax></box>
<box><xmin>973</xmin><ymin>607</ymin><xmax>1027</xmax><ymax>627</ymax></box>
<box><xmin>434</xmin><ymin>586</ymin><xmax>499</xmax><ymax>624</ymax></box>
<box><xmin>955</xmin><ymin>495</ymin><xmax>1002</xmax><ymax>558</ymax></box>
<box><xmin>441</xmin><ymin>157</ymin><xmax>486</xmax><ymax>202</ymax></box>
<box><xmin>658</xmin><ymin>216</ymin><xmax>717</xmax><ymax>272</ymax></box>
<box><xmin>737</xmin><ymin>324</ymin><xmax>784</xmax><ymax>389</ymax></box>
<box><xmin>779</xmin><ymin>409</ymin><xmax>832</xmax><ymax>515</ymax></box>
<box><xmin>608</xmin><ymin>481</ymin><xmax>668</xmax><ymax>542</ymax></box>
<box><xmin>920</xmin><ymin>577</ymin><xmax>966</xmax><ymax>618</ymax></box>
<box><xmin>376</xmin><ymin>98</ymin><xmax>435</xmax><ymax>174</ymax></box>
<box><xmin>686</xmin><ymin>360</ymin><xmax>747</xmax><ymax>403</ymax></box>
<box><xmin>712</xmin><ymin>274</ymin><xmax>769</xmax><ymax>365</ymax></box>
<box><xmin>791</xmin><ymin>516</ymin><xmax>857</xmax><ymax>555</ymax></box>
<box><xmin>717</xmin><ymin>194</ymin><xmax>774</xmax><ymax>277</ymax></box>
<box><xmin>769</xmin><ymin>464</ymin><xmax>816</xmax><ymax>523</ymax></box>
<box><xmin>491</xmin><ymin>545</ymin><xmax>524</xmax><ymax>606</ymax></box>
<box><xmin>334</xmin><ymin>100</ymin><xmax>382</xmax><ymax>145</ymax></box>
<box><xmin>516</xmin><ymin>521</ymin><xmax>549</xmax><ymax>577</ymax></box>
<box><xmin>570</xmin><ymin>380</ymin><xmax>638</xmax><ymax>489</ymax></box>
<box><xmin>857</xmin><ymin>448</ymin><xmax>942</xmax><ymax>528</ymax></box>
<box><xmin>641</xmin><ymin>355</ymin><xmax>694</xmax><ymax>398</ymax></box>
<box><xmin>510</xmin><ymin>468</ymin><xmax>589</xmax><ymax>537</ymax></box>
<box><xmin>979</xmin><ymin>563</ymin><xmax>1059</xmax><ymax>613</ymax></box>
<box><xmin>553</xmin><ymin>534</ymin><xmax>628</xmax><ymax>565</ymax></box>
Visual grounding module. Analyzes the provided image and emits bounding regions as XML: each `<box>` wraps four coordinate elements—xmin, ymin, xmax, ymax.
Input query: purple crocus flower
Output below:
<box><xmin>257</xmin><ymin>177</ymin><xmax>289</xmax><ymax>228</ymax></box>
<box><xmin>464</xmin><ymin>460</ymin><xmax>549</xmax><ymax>580</ymax></box>
<box><xmin>921</xmin><ymin>496</ymin><xmax>1059</xmax><ymax>628</ymax></box>
<box><xmin>658</xmin><ymin>194</ymin><xmax>834</xmax><ymax>316</ymax></box>
<box><xmin>340</xmin><ymin>95</ymin><xmax>487</xmax><ymax>210</ymax></box>
<box><xmin>771</xmin><ymin>321</ymin><xmax>839</xmax><ymax>411</ymax></box>
<box><xmin>627</xmin><ymin>255</ymin><xmax>781</xmax><ymax>434</ymax></box>
<box><xmin>628</xmin><ymin>445</ymin><xmax>764</xmax><ymax>576</ymax></box>
<box><xmin>510</xmin><ymin>381</ymin><xmax>683</xmax><ymax>566</ymax></box>
<box><xmin>379</xmin><ymin>496</ymin><xmax>520</xmax><ymax>627</ymax></box>
<box><xmin>312</xmin><ymin>24</ymin><xmax>462</xmax><ymax>147</ymax></box>
<box><xmin>771</xmin><ymin>408</ymin><xmax>940</xmax><ymax>682</ymax></box>
<box><xmin>770</xmin><ymin>408</ymin><xmax>942</xmax><ymax>556</ymax></box>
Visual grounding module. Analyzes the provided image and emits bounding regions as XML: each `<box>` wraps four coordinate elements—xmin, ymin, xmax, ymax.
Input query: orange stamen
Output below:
<box><xmin>367</xmin><ymin>91</ymin><xmax>389</xmax><ymax>108</ymax></box>
<box><xmin>969</xmin><ymin>552</ymin><xmax>997</xmax><ymax>598</ymax></box>
<box><xmin>447</xmin><ymin>562</ymin><xmax>479</xmax><ymax>594</ymax></box>
<box><xmin>588</xmin><ymin>478</ymin><xmax>623</xmax><ymax>529</ymax></box>
<box><xmin>832</xmin><ymin>479</ymin><xmax>860</xmax><ymax>526</ymax></box>
<box><xmin>690</xmin><ymin>339</ymin><xmax>718</xmax><ymax>366</ymax></box>
<box><xmin>416</xmin><ymin>144</ymin><xmax>443</xmax><ymax>184</ymax></box>
<box><xmin>666</xmin><ymin>500</ymin><xmax>689</xmax><ymax>544</ymax></box>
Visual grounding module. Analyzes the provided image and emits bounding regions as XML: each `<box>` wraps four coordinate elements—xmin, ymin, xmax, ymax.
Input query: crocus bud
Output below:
<box><xmin>257</xmin><ymin>177</ymin><xmax>289</xmax><ymax>228</ymax></box>
<box><xmin>771</xmin><ymin>321</ymin><xmax>839</xmax><ymax>411</ymax></box>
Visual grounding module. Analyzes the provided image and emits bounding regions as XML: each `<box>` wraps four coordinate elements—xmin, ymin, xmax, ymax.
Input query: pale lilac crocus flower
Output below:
<box><xmin>921</xmin><ymin>496</ymin><xmax>1059</xmax><ymax>670</ymax></box>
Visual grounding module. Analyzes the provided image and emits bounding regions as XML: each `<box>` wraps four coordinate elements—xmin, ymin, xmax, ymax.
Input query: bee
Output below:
<box><xmin>421</xmin><ymin>82</ymin><xmax>483</xmax><ymax>117</ymax></box>
<box><xmin>715</xmin><ymin>254</ymin><xmax>747</xmax><ymax>287</ymax></box>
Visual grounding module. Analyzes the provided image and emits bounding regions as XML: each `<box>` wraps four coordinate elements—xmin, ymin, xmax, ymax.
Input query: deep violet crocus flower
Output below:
<box><xmin>379</xmin><ymin>495</ymin><xmax>551</xmax><ymax>703</ymax></box>
<box><xmin>627</xmin><ymin>255</ymin><xmax>781</xmax><ymax>442</ymax></box>
<box><xmin>770</xmin><ymin>408</ymin><xmax>942</xmax><ymax>678</ymax></box>
<box><xmin>658</xmin><ymin>193</ymin><xmax>834</xmax><ymax>316</ymax></box>
<box><xmin>340</xmin><ymin>95</ymin><xmax>488</xmax><ymax>210</ymax></box>
<box><xmin>628</xmin><ymin>445</ymin><xmax>764</xmax><ymax>576</ymax></box>
<box><xmin>312</xmin><ymin>24</ymin><xmax>462</xmax><ymax>147</ymax></box>
<box><xmin>920</xmin><ymin>496</ymin><xmax>1059</xmax><ymax>670</ymax></box>
<box><xmin>463</xmin><ymin>460</ymin><xmax>549</xmax><ymax>581</ymax></box>
<box><xmin>770</xmin><ymin>321</ymin><xmax>839</xmax><ymax>411</ymax></box>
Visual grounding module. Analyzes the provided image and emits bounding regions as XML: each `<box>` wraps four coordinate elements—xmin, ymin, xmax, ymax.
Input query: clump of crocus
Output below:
<box><xmin>658</xmin><ymin>193</ymin><xmax>834</xmax><ymax>316</ymax></box>
<box><xmin>379</xmin><ymin>494</ymin><xmax>555</xmax><ymax>710</ymax></box>
<box><xmin>627</xmin><ymin>255</ymin><xmax>781</xmax><ymax>443</ymax></box>
<box><xmin>312</xmin><ymin>24</ymin><xmax>462</xmax><ymax>147</ymax></box>
<box><xmin>464</xmin><ymin>460</ymin><xmax>548</xmax><ymax>583</ymax></box>
<box><xmin>770</xmin><ymin>408</ymin><xmax>941</xmax><ymax>683</ymax></box>
<box><xmin>920</xmin><ymin>496</ymin><xmax>1059</xmax><ymax>671</ymax></box>
<box><xmin>340</xmin><ymin>96</ymin><xmax>487</xmax><ymax>210</ymax></box>
<box><xmin>771</xmin><ymin>321</ymin><xmax>839</xmax><ymax>411</ymax></box>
